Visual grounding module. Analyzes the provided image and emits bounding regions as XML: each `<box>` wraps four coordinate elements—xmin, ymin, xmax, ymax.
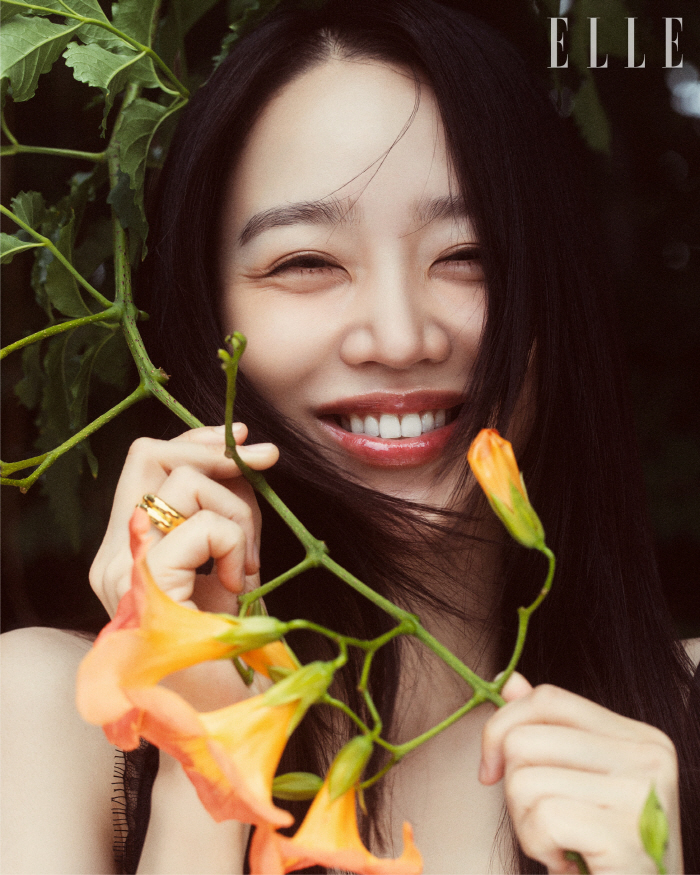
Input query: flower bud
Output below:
<box><xmin>272</xmin><ymin>772</ymin><xmax>324</xmax><ymax>801</ymax></box>
<box><xmin>328</xmin><ymin>735</ymin><xmax>374</xmax><ymax>801</ymax></box>
<box><xmin>467</xmin><ymin>428</ymin><xmax>545</xmax><ymax>550</ymax></box>
<box><xmin>214</xmin><ymin>615</ymin><xmax>289</xmax><ymax>652</ymax></box>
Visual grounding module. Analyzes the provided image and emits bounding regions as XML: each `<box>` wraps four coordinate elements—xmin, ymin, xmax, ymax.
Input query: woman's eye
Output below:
<box><xmin>434</xmin><ymin>247</ymin><xmax>485</xmax><ymax>281</ymax></box>
<box><xmin>269</xmin><ymin>255</ymin><xmax>337</xmax><ymax>275</ymax></box>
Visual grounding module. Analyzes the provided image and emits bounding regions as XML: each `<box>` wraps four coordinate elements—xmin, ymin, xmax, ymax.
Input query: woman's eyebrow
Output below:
<box><xmin>238</xmin><ymin>197</ymin><xmax>358</xmax><ymax>246</ymax></box>
<box><xmin>414</xmin><ymin>195</ymin><xmax>469</xmax><ymax>225</ymax></box>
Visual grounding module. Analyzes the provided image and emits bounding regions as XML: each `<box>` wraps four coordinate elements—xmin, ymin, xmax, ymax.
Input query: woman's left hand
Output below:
<box><xmin>479</xmin><ymin>673</ymin><xmax>684</xmax><ymax>874</ymax></box>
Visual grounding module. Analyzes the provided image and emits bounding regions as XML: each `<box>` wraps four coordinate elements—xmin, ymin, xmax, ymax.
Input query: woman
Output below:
<box><xmin>2</xmin><ymin>1</ymin><xmax>699</xmax><ymax>873</ymax></box>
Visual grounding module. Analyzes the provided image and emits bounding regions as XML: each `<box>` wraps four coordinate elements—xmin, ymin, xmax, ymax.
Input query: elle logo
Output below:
<box><xmin>549</xmin><ymin>17</ymin><xmax>683</xmax><ymax>68</ymax></box>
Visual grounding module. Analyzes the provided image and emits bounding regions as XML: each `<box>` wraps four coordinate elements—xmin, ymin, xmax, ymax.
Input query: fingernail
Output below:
<box><xmin>213</xmin><ymin>423</ymin><xmax>245</xmax><ymax>434</ymax></box>
<box><xmin>240</xmin><ymin>443</ymin><xmax>275</xmax><ymax>458</ymax></box>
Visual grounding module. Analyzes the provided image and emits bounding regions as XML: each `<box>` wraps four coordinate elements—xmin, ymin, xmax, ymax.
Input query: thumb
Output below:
<box><xmin>500</xmin><ymin>671</ymin><xmax>533</xmax><ymax>702</ymax></box>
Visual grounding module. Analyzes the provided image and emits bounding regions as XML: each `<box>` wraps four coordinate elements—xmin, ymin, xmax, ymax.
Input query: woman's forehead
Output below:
<box><xmin>224</xmin><ymin>57</ymin><xmax>454</xmax><ymax>224</ymax></box>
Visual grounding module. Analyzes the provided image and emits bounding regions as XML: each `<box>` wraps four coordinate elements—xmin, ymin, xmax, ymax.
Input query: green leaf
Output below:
<box><xmin>170</xmin><ymin>0</ymin><xmax>220</xmax><ymax>38</ymax></box>
<box><xmin>112</xmin><ymin>0</ymin><xmax>160</xmax><ymax>47</ymax></box>
<box><xmin>639</xmin><ymin>785</ymin><xmax>669</xmax><ymax>874</ymax></box>
<box><xmin>10</xmin><ymin>190</ymin><xmax>46</xmax><ymax>228</ymax></box>
<box><xmin>0</xmin><ymin>15</ymin><xmax>81</xmax><ymax>101</ymax></box>
<box><xmin>116</xmin><ymin>97</ymin><xmax>172</xmax><ymax>226</ymax></box>
<box><xmin>272</xmin><ymin>772</ymin><xmax>323</xmax><ymax>802</ymax></box>
<box><xmin>68</xmin><ymin>0</ymin><xmax>130</xmax><ymax>53</ymax></box>
<box><xmin>43</xmin><ymin>216</ymin><xmax>92</xmax><ymax>318</ymax></box>
<box><xmin>572</xmin><ymin>76</ymin><xmax>610</xmax><ymax>155</ymax></box>
<box><xmin>62</xmin><ymin>42</ymin><xmax>161</xmax><ymax>131</ymax></box>
<box><xmin>91</xmin><ymin>330</ymin><xmax>131</xmax><ymax>389</ymax></box>
<box><xmin>15</xmin><ymin>341</ymin><xmax>43</xmax><ymax>410</ymax></box>
<box><xmin>63</xmin><ymin>325</ymin><xmax>114</xmax><ymax>431</ymax></box>
<box><xmin>0</xmin><ymin>232</ymin><xmax>42</xmax><ymax>263</ymax></box>
<box><xmin>214</xmin><ymin>0</ymin><xmax>282</xmax><ymax>66</ymax></box>
<box><xmin>106</xmin><ymin>169</ymin><xmax>147</xmax><ymax>241</ymax></box>
<box><xmin>0</xmin><ymin>1</ymin><xmax>22</xmax><ymax>23</ymax></box>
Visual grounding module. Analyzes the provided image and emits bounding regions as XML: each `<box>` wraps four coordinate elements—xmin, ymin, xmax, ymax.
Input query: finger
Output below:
<box><xmin>104</xmin><ymin>437</ymin><xmax>277</xmax><ymax>546</ymax></box>
<box><xmin>500</xmin><ymin>671</ymin><xmax>533</xmax><ymax>702</ymax></box>
<box><xmin>514</xmin><ymin>795</ymin><xmax>651</xmax><ymax>875</ymax></box>
<box><xmin>480</xmin><ymin>684</ymin><xmax>673</xmax><ymax>785</ymax></box>
<box><xmin>146</xmin><ymin>511</ymin><xmax>250</xmax><ymax>608</ymax></box>
<box><xmin>173</xmin><ymin>423</ymin><xmax>248</xmax><ymax>445</ymax></box>
<box><xmin>156</xmin><ymin>466</ymin><xmax>259</xmax><ymax>574</ymax></box>
<box><xmin>505</xmin><ymin>764</ymin><xmax>656</xmax><ymax>826</ymax></box>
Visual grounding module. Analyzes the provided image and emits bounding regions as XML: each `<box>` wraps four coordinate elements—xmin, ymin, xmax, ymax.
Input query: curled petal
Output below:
<box><xmin>125</xmin><ymin>685</ymin><xmax>295</xmax><ymax>827</ymax></box>
<box><xmin>77</xmin><ymin>508</ymin><xmax>287</xmax><ymax>731</ymax></box>
<box><xmin>250</xmin><ymin>781</ymin><xmax>422</xmax><ymax>874</ymax></box>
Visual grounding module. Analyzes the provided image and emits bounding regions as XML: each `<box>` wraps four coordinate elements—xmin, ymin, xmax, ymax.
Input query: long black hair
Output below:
<box><xmin>140</xmin><ymin>1</ymin><xmax>700</xmax><ymax>869</ymax></box>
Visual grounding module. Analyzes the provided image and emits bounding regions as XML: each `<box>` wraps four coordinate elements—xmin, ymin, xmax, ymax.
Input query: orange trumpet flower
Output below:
<box><xmin>125</xmin><ymin>684</ymin><xmax>296</xmax><ymax>826</ymax></box>
<box><xmin>249</xmin><ymin>773</ymin><xmax>422</xmax><ymax>874</ymax></box>
<box><xmin>467</xmin><ymin>428</ymin><xmax>545</xmax><ymax>549</ymax></box>
<box><xmin>76</xmin><ymin>508</ymin><xmax>291</xmax><ymax>748</ymax></box>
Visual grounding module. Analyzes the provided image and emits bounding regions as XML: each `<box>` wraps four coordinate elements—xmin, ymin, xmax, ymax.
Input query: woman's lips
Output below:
<box><xmin>316</xmin><ymin>392</ymin><xmax>464</xmax><ymax>468</ymax></box>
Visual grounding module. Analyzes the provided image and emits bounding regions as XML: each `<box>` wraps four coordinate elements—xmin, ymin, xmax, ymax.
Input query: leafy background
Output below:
<box><xmin>2</xmin><ymin>0</ymin><xmax>699</xmax><ymax>637</ymax></box>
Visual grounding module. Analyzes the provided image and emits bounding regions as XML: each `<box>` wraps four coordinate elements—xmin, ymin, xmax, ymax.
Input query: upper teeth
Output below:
<box><xmin>340</xmin><ymin>409</ymin><xmax>448</xmax><ymax>438</ymax></box>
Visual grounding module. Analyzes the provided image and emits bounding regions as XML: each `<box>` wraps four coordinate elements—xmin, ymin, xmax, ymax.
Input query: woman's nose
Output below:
<box><xmin>339</xmin><ymin>271</ymin><xmax>451</xmax><ymax>369</ymax></box>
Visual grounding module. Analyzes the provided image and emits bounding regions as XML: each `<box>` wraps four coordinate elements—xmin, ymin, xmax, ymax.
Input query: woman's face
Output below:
<box><xmin>221</xmin><ymin>58</ymin><xmax>485</xmax><ymax>504</ymax></box>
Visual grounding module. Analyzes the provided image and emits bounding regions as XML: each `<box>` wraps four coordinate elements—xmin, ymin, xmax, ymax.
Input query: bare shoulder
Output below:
<box><xmin>683</xmin><ymin>637</ymin><xmax>700</xmax><ymax>671</ymax></box>
<box><xmin>1</xmin><ymin>627</ymin><xmax>117</xmax><ymax>874</ymax></box>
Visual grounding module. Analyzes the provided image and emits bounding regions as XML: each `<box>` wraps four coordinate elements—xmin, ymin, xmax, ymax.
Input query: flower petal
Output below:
<box><xmin>250</xmin><ymin>781</ymin><xmax>422</xmax><ymax>874</ymax></box>
<box><xmin>126</xmin><ymin>685</ymin><xmax>295</xmax><ymax>827</ymax></box>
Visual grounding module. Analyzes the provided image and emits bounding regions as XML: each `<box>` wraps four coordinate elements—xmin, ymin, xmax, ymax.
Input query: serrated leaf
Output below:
<box><xmin>572</xmin><ymin>76</ymin><xmax>610</xmax><ymax>155</ymax></box>
<box><xmin>0</xmin><ymin>15</ymin><xmax>81</xmax><ymax>102</ymax></box>
<box><xmin>112</xmin><ymin>0</ymin><xmax>160</xmax><ymax>47</ymax></box>
<box><xmin>11</xmin><ymin>190</ymin><xmax>46</xmax><ymax>229</ymax></box>
<box><xmin>106</xmin><ymin>168</ymin><xmax>147</xmax><ymax>240</ymax></box>
<box><xmin>43</xmin><ymin>217</ymin><xmax>91</xmax><ymax>317</ymax></box>
<box><xmin>117</xmin><ymin>97</ymin><xmax>171</xmax><ymax>225</ymax></box>
<box><xmin>73</xmin><ymin>215</ymin><xmax>113</xmax><ymax>279</ymax></box>
<box><xmin>63</xmin><ymin>41</ymin><xmax>161</xmax><ymax>131</ymax></box>
<box><xmin>0</xmin><ymin>232</ymin><xmax>42</xmax><ymax>263</ymax></box>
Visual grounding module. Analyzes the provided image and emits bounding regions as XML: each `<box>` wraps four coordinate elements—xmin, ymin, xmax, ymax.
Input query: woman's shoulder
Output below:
<box><xmin>1</xmin><ymin>626</ymin><xmax>118</xmax><ymax>874</ymax></box>
<box><xmin>683</xmin><ymin>637</ymin><xmax>700</xmax><ymax>672</ymax></box>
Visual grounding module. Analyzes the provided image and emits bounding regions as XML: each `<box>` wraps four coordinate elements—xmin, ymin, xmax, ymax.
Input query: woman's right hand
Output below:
<box><xmin>89</xmin><ymin>422</ymin><xmax>279</xmax><ymax>710</ymax></box>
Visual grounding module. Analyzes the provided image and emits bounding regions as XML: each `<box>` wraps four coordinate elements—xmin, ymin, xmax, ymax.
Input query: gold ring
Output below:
<box><xmin>137</xmin><ymin>494</ymin><xmax>187</xmax><ymax>533</ymax></box>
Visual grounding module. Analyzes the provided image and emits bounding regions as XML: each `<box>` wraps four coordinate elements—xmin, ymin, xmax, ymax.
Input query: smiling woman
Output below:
<box><xmin>2</xmin><ymin>1</ymin><xmax>700</xmax><ymax>874</ymax></box>
<box><xmin>220</xmin><ymin>58</ymin><xmax>484</xmax><ymax>501</ymax></box>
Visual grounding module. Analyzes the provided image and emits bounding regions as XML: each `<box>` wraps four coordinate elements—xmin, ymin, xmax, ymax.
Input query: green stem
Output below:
<box><xmin>0</xmin><ymin>143</ymin><xmax>106</xmax><ymax>162</ymax></box>
<box><xmin>392</xmin><ymin>692</ymin><xmax>492</xmax><ymax>759</ymax></box>
<box><xmin>2</xmin><ymin>0</ymin><xmax>189</xmax><ymax>98</ymax></box>
<box><xmin>1</xmin><ymin>453</ymin><xmax>49</xmax><ymax>476</ymax></box>
<box><xmin>495</xmin><ymin>546</ymin><xmax>555</xmax><ymax>692</ymax></box>
<box><xmin>1</xmin><ymin>305</ymin><xmax>122</xmax><ymax>360</ymax></box>
<box><xmin>2</xmin><ymin>113</ymin><xmax>19</xmax><ymax>146</ymax></box>
<box><xmin>239</xmin><ymin>558</ymin><xmax>315</xmax><ymax>612</ymax></box>
<box><xmin>0</xmin><ymin>205</ymin><xmax>113</xmax><ymax>309</ymax></box>
<box><xmin>1</xmin><ymin>385</ymin><xmax>148</xmax><ymax>490</ymax></box>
